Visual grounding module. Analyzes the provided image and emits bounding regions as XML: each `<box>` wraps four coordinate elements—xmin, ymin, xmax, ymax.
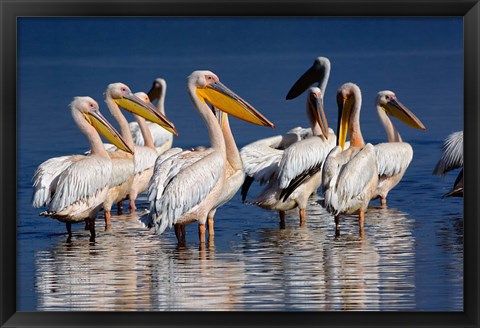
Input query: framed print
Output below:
<box><xmin>1</xmin><ymin>0</ymin><xmax>479</xmax><ymax>327</ymax></box>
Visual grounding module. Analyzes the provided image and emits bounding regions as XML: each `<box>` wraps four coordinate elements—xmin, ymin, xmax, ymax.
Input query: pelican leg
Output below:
<box><xmin>84</xmin><ymin>219</ymin><xmax>91</xmax><ymax>231</ymax></box>
<box><xmin>198</xmin><ymin>223</ymin><xmax>206</xmax><ymax>244</ymax></box>
<box><xmin>129</xmin><ymin>199</ymin><xmax>137</xmax><ymax>212</ymax></box>
<box><xmin>66</xmin><ymin>222</ymin><xmax>72</xmax><ymax>239</ymax></box>
<box><xmin>359</xmin><ymin>210</ymin><xmax>365</xmax><ymax>237</ymax></box>
<box><xmin>175</xmin><ymin>224</ymin><xmax>186</xmax><ymax>245</ymax></box>
<box><xmin>299</xmin><ymin>208</ymin><xmax>306</xmax><ymax>227</ymax></box>
<box><xmin>334</xmin><ymin>215</ymin><xmax>340</xmax><ymax>237</ymax></box>
<box><xmin>117</xmin><ymin>201</ymin><xmax>123</xmax><ymax>215</ymax></box>
<box><xmin>104</xmin><ymin>210</ymin><xmax>111</xmax><ymax>231</ymax></box>
<box><xmin>279</xmin><ymin>211</ymin><xmax>286</xmax><ymax>229</ymax></box>
<box><xmin>380</xmin><ymin>197</ymin><xmax>387</xmax><ymax>207</ymax></box>
<box><xmin>207</xmin><ymin>210</ymin><xmax>215</xmax><ymax>237</ymax></box>
<box><xmin>89</xmin><ymin>217</ymin><xmax>96</xmax><ymax>242</ymax></box>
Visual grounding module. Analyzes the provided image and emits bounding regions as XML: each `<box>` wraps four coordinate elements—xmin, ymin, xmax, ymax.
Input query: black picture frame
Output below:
<box><xmin>1</xmin><ymin>1</ymin><xmax>478</xmax><ymax>327</ymax></box>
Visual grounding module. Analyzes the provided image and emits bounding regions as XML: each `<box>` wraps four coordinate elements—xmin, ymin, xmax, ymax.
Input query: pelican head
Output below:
<box><xmin>307</xmin><ymin>87</ymin><xmax>329</xmax><ymax>138</ymax></box>
<box><xmin>376</xmin><ymin>91</ymin><xmax>426</xmax><ymax>131</ymax></box>
<box><xmin>190</xmin><ymin>70</ymin><xmax>275</xmax><ymax>128</ymax></box>
<box><xmin>71</xmin><ymin>96</ymin><xmax>134</xmax><ymax>154</ymax></box>
<box><xmin>286</xmin><ymin>56</ymin><xmax>331</xmax><ymax>100</ymax></box>
<box><xmin>147</xmin><ymin>78</ymin><xmax>167</xmax><ymax>101</ymax></box>
<box><xmin>105</xmin><ymin>82</ymin><xmax>178</xmax><ymax>136</ymax></box>
<box><xmin>336</xmin><ymin>83</ymin><xmax>361</xmax><ymax>150</ymax></box>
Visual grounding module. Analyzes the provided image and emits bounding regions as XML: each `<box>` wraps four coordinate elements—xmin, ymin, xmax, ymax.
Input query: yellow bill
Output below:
<box><xmin>383</xmin><ymin>99</ymin><xmax>426</xmax><ymax>130</ymax></box>
<box><xmin>114</xmin><ymin>93</ymin><xmax>178</xmax><ymax>136</ymax></box>
<box><xmin>196</xmin><ymin>81</ymin><xmax>275</xmax><ymax>128</ymax></box>
<box><xmin>337</xmin><ymin>95</ymin><xmax>354</xmax><ymax>150</ymax></box>
<box><xmin>84</xmin><ymin>109</ymin><xmax>134</xmax><ymax>154</ymax></box>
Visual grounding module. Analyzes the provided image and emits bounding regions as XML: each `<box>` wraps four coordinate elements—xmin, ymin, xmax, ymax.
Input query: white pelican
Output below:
<box><xmin>129</xmin><ymin>78</ymin><xmax>174</xmax><ymax>154</ymax></box>
<box><xmin>322</xmin><ymin>83</ymin><xmax>426</xmax><ymax>236</ymax></box>
<box><xmin>371</xmin><ymin>91</ymin><xmax>426</xmax><ymax>205</ymax></box>
<box><xmin>143</xmin><ymin>70</ymin><xmax>274</xmax><ymax>245</ymax></box>
<box><xmin>240</xmin><ymin>87</ymin><xmax>334</xmax><ymax>227</ymax></box>
<box><xmin>433</xmin><ymin>131</ymin><xmax>463</xmax><ymax>197</ymax></box>
<box><xmin>101</xmin><ymin>83</ymin><xmax>177</xmax><ymax>226</ymax></box>
<box><xmin>32</xmin><ymin>97</ymin><xmax>134</xmax><ymax>240</ymax></box>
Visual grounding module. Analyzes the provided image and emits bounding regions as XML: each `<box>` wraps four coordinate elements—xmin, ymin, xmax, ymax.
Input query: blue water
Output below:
<box><xmin>17</xmin><ymin>17</ymin><xmax>463</xmax><ymax>311</ymax></box>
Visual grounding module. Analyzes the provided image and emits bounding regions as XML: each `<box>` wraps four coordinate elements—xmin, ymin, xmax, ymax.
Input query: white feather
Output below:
<box><xmin>48</xmin><ymin>156</ymin><xmax>112</xmax><ymax>214</ymax></box>
<box><xmin>323</xmin><ymin>144</ymin><xmax>378</xmax><ymax>215</ymax></box>
<box><xmin>278</xmin><ymin>134</ymin><xmax>336</xmax><ymax>189</ymax></box>
<box><xmin>32</xmin><ymin>155</ymin><xmax>83</xmax><ymax>208</ymax></box>
<box><xmin>374</xmin><ymin>142</ymin><xmax>413</xmax><ymax>177</ymax></box>
<box><xmin>433</xmin><ymin>131</ymin><xmax>463</xmax><ymax>176</ymax></box>
<box><xmin>147</xmin><ymin>148</ymin><xmax>222</xmax><ymax>234</ymax></box>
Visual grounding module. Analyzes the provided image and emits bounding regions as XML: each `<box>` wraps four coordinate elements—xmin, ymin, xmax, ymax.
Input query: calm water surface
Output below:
<box><xmin>17</xmin><ymin>17</ymin><xmax>463</xmax><ymax>311</ymax></box>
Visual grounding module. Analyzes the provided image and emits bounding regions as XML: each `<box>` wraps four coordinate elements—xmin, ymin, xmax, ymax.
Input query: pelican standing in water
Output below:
<box><xmin>143</xmin><ymin>70</ymin><xmax>274</xmax><ymax>245</ymax></box>
<box><xmin>371</xmin><ymin>90</ymin><xmax>426</xmax><ymax>205</ymax></box>
<box><xmin>100</xmin><ymin>83</ymin><xmax>177</xmax><ymax>227</ymax></box>
<box><xmin>240</xmin><ymin>87</ymin><xmax>333</xmax><ymax>227</ymax></box>
<box><xmin>32</xmin><ymin>97</ymin><xmax>134</xmax><ymax>240</ymax></box>
<box><xmin>129</xmin><ymin>78</ymin><xmax>174</xmax><ymax>154</ymax></box>
<box><xmin>322</xmin><ymin>83</ymin><xmax>426</xmax><ymax>236</ymax></box>
<box><xmin>433</xmin><ymin>131</ymin><xmax>463</xmax><ymax>197</ymax></box>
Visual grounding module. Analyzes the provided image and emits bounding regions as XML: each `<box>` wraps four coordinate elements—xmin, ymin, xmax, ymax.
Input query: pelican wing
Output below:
<box><xmin>240</xmin><ymin>133</ymin><xmax>301</xmax><ymax>184</ymax></box>
<box><xmin>48</xmin><ymin>156</ymin><xmax>112</xmax><ymax>213</ymax></box>
<box><xmin>32</xmin><ymin>155</ymin><xmax>84</xmax><ymax>208</ymax></box>
<box><xmin>336</xmin><ymin>145</ymin><xmax>377</xmax><ymax>212</ymax></box>
<box><xmin>240</xmin><ymin>139</ymin><xmax>282</xmax><ymax>184</ymax></box>
<box><xmin>147</xmin><ymin>147</ymin><xmax>222</xmax><ymax>234</ymax></box>
<box><xmin>374</xmin><ymin>142</ymin><xmax>413</xmax><ymax>178</ymax></box>
<box><xmin>433</xmin><ymin>131</ymin><xmax>463</xmax><ymax>176</ymax></box>
<box><xmin>278</xmin><ymin>135</ymin><xmax>335</xmax><ymax>190</ymax></box>
<box><xmin>323</xmin><ymin>145</ymin><xmax>377</xmax><ymax>214</ymax></box>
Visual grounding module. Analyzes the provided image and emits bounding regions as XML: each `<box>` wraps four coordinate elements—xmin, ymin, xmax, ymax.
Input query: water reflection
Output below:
<box><xmin>34</xmin><ymin>200</ymin><xmax>430</xmax><ymax>311</ymax></box>
<box><xmin>234</xmin><ymin>198</ymin><xmax>416</xmax><ymax>311</ymax></box>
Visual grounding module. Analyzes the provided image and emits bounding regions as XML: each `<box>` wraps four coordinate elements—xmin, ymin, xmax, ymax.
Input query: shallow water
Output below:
<box><xmin>17</xmin><ymin>17</ymin><xmax>463</xmax><ymax>311</ymax></box>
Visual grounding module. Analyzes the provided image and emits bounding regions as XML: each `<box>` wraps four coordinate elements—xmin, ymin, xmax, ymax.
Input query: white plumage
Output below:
<box><xmin>433</xmin><ymin>131</ymin><xmax>463</xmax><ymax>176</ymax></box>
<box><xmin>323</xmin><ymin>144</ymin><xmax>378</xmax><ymax>216</ymax></box>
<box><xmin>32</xmin><ymin>96</ymin><xmax>133</xmax><ymax>240</ymax></box>
<box><xmin>48</xmin><ymin>157</ymin><xmax>112</xmax><ymax>217</ymax></box>
<box><xmin>370</xmin><ymin>90</ymin><xmax>426</xmax><ymax>204</ymax></box>
<box><xmin>240</xmin><ymin>87</ymin><xmax>333</xmax><ymax>226</ymax></box>
<box><xmin>32</xmin><ymin>155</ymin><xmax>82</xmax><ymax>208</ymax></box>
<box><xmin>322</xmin><ymin>84</ymin><xmax>426</xmax><ymax>235</ymax></box>
<box><xmin>433</xmin><ymin>130</ymin><xmax>463</xmax><ymax>197</ymax></box>
<box><xmin>142</xmin><ymin>70</ymin><xmax>274</xmax><ymax>245</ymax></box>
<box><xmin>146</xmin><ymin>148</ymin><xmax>222</xmax><ymax>234</ymax></box>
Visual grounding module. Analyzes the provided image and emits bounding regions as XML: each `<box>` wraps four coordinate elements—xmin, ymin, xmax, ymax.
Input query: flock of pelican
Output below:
<box><xmin>32</xmin><ymin>59</ymin><xmax>461</xmax><ymax>244</ymax></box>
